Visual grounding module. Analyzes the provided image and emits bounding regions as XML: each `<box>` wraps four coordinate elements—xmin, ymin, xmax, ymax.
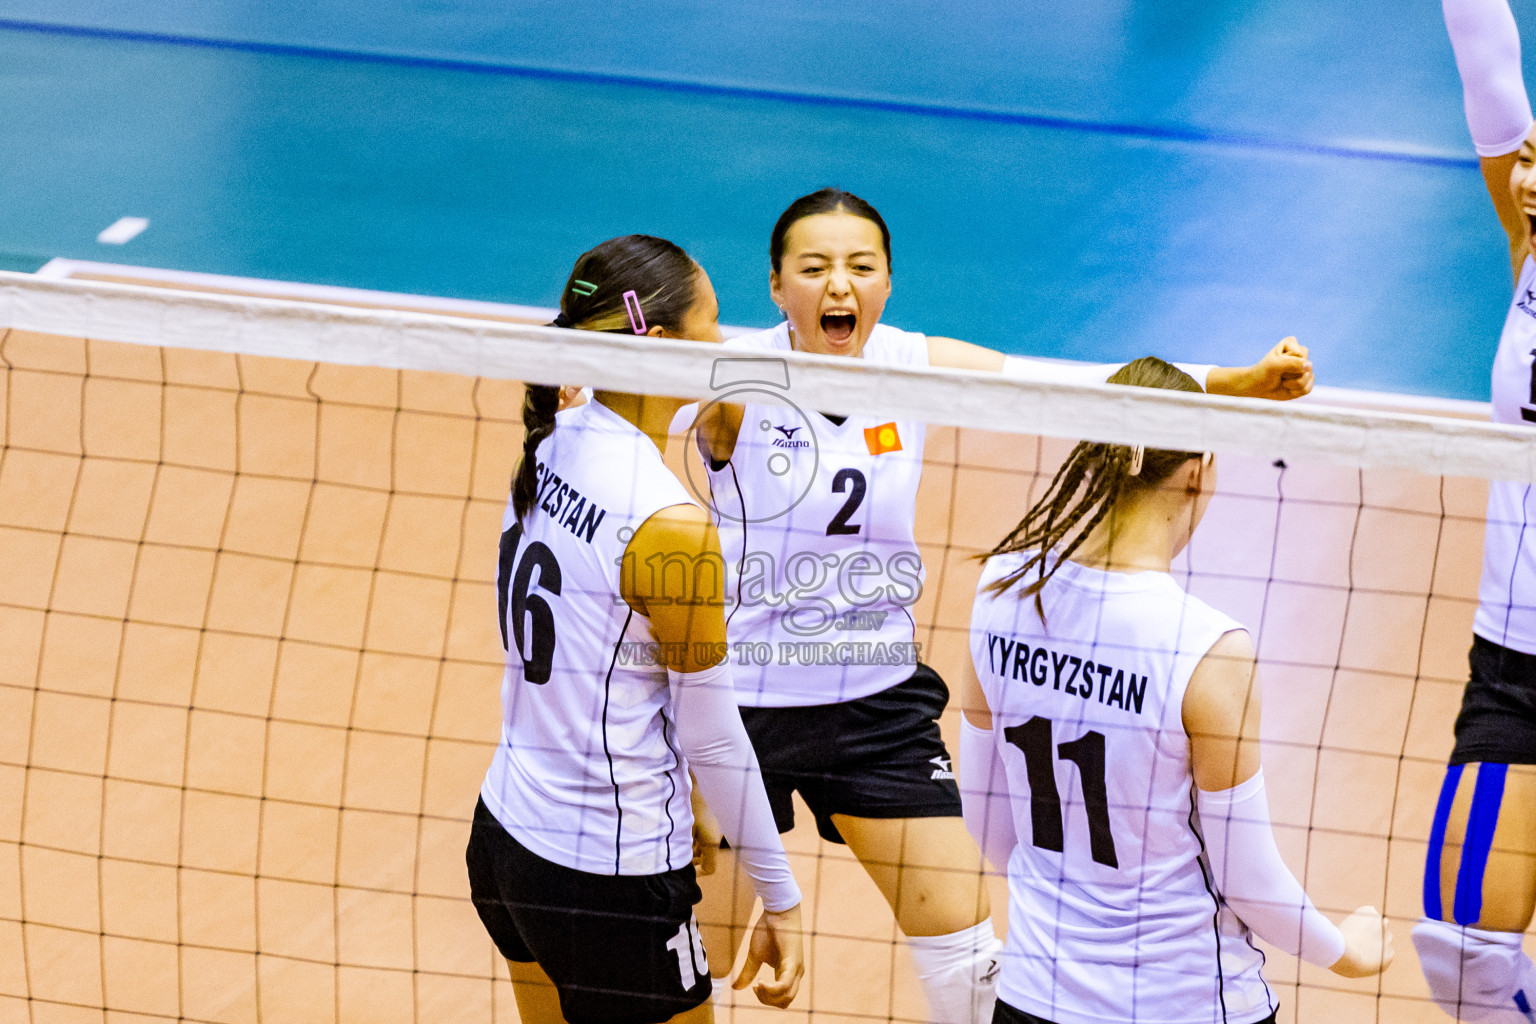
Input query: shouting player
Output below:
<box><xmin>690</xmin><ymin>188</ymin><xmax>1314</xmax><ymax>1023</ymax></box>
<box><xmin>959</xmin><ymin>357</ymin><xmax>1393</xmax><ymax>1024</ymax></box>
<box><xmin>468</xmin><ymin>235</ymin><xmax>803</xmax><ymax>1024</ymax></box>
<box><xmin>1414</xmin><ymin>2</ymin><xmax>1536</xmax><ymax>1019</ymax></box>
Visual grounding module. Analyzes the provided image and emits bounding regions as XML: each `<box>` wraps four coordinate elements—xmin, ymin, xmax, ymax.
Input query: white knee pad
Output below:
<box><xmin>906</xmin><ymin>920</ymin><xmax>1002</xmax><ymax>1024</ymax></box>
<box><xmin>1414</xmin><ymin>918</ymin><xmax>1536</xmax><ymax>1023</ymax></box>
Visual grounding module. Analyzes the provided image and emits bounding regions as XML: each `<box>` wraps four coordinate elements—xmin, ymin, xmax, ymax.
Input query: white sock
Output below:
<box><xmin>906</xmin><ymin>920</ymin><xmax>1002</xmax><ymax>1024</ymax></box>
<box><xmin>711</xmin><ymin>975</ymin><xmax>732</xmax><ymax>1006</ymax></box>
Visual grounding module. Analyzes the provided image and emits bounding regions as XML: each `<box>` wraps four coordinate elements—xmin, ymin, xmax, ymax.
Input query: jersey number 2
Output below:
<box><xmin>1004</xmin><ymin>716</ymin><xmax>1120</xmax><ymax>868</ymax></box>
<box><xmin>826</xmin><ymin>468</ymin><xmax>866</xmax><ymax>536</ymax></box>
<box><xmin>496</xmin><ymin>523</ymin><xmax>561</xmax><ymax>684</ymax></box>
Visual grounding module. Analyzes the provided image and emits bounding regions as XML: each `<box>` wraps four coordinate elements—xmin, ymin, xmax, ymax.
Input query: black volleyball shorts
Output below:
<box><xmin>737</xmin><ymin>663</ymin><xmax>964</xmax><ymax>844</ymax></box>
<box><xmin>465</xmin><ymin>799</ymin><xmax>711</xmax><ymax>1024</ymax></box>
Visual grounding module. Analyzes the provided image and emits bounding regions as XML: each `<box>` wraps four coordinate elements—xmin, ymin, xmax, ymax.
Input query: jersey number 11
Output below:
<box><xmin>1004</xmin><ymin>716</ymin><xmax>1120</xmax><ymax>868</ymax></box>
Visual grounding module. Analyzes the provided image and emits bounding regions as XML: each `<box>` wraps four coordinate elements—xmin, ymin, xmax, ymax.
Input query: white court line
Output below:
<box><xmin>37</xmin><ymin>257</ymin><xmax>554</xmax><ymax>320</ymax></box>
<box><xmin>95</xmin><ymin>218</ymin><xmax>149</xmax><ymax>245</ymax></box>
<box><xmin>33</xmin><ymin>258</ymin><xmax>763</xmax><ymax>336</ymax></box>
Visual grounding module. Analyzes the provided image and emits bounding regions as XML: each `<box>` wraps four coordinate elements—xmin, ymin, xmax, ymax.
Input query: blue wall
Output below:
<box><xmin>0</xmin><ymin>1</ymin><xmax>1525</xmax><ymax>399</ymax></box>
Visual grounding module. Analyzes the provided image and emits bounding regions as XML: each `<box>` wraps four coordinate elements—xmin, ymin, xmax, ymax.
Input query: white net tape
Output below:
<box><xmin>2</xmin><ymin>271</ymin><xmax>1529</xmax><ymax>482</ymax></box>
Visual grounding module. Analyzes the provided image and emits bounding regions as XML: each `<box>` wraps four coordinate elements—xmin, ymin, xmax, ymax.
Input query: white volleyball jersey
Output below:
<box><xmin>480</xmin><ymin>400</ymin><xmax>698</xmax><ymax>876</ymax></box>
<box><xmin>970</xmin><ymin>553</ymin><xmax>1274</xmax><ymax>1024</ymax></box>
<box><xmin>1476</xmin><ymin>254</ymin><xmax>1536</xmax><ymax>655</ymax></box>
<box><xmin>706</xmin><ymin>322</ymin><xmax>927</xmax><ymax>707</ymax></box>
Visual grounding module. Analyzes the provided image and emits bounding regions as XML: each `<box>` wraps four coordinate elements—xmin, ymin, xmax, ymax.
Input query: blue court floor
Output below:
<box><xmin>1</xmin><ymin>0</ymin><xmax>1531</xmax><ymax>401</ymax></box>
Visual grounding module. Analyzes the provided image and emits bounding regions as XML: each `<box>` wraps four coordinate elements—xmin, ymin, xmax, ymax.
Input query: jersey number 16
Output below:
<box><xmin>497</xmin><ymin>523</ymin><xmax>561</xmax><ymax>684</ymax></box>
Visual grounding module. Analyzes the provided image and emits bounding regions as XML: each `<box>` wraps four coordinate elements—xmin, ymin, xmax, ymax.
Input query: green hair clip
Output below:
<box><xmin>570</xmin><ymin>279</ymin><xmax>597</xmax><ymax>297</ymax></box>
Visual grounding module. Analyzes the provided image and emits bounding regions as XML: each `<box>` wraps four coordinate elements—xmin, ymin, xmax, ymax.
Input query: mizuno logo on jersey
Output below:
<box><xmin>864</xmin><ymin>422</ymin><xmax>902</xmax><ymax>455</ymax></box>
<box><xmin>771</xmin><ymin>424</ymin><xmax>810</xmax><ymax>449</ymax></box>
<box><xmin>1519</xmin><ymin>284</ymin><xmax>1536</xmax><ymax>322</ymax></box>
<box><xmin>985</xmin><ymin>632</ymin><xmax>1149</xmax><ymax>715</ymax></box>
<box><xmin>533</xmin><ymin>463</ymin><xmax>608</xmax><ymax>544</ymax></box>
<box><xmin>929</xmin><ymin>755</ymin><xmax>955</xmax><ymax>780</ymax></box>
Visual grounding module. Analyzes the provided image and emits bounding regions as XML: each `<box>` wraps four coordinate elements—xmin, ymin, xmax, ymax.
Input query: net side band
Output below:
<box><xmin>2</xmin><ymin>270</ymin><xmax>1530</xmax><ymax>483</ymax></box>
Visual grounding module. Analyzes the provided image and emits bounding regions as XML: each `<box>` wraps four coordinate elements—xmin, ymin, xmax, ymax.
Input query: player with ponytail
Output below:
<box><xmin>957</xmin><ymin>359</ymin><xmax>1392</xmax><ymax>1024</ymax></box>
<box><xmin>469</xmin><ymin>235</ymin><xmax>804</xmax><ymax>1024</ymax></box>
<box><xmin>509</xmin><ymin>234</ymin><xmax>709</xmax><ymax>526</ymax></box>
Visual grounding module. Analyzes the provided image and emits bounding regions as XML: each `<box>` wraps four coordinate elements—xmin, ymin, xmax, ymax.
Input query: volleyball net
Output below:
<box><xmin>0</xmin><ymin>270</ymin><xmax>1522</xmax><ymax>1024</ymax></box>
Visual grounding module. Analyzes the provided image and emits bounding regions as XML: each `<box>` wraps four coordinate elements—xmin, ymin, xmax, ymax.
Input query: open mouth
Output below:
<box><xmin>820</xmin><ymin>312</ymin><xmax>856</xmax><ymax>343</ymax></box>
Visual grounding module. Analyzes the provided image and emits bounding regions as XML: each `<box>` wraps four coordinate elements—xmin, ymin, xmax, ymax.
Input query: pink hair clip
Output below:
<box><xmin>622</xmin><ymin>290</ymin><xmax>647</xmax><ymax>335</ymax></box>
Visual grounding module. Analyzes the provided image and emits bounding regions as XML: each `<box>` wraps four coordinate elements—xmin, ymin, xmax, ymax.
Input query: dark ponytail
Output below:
<box><xmin>510</xmin><ymin>234</ymin><xmax>702</xmax><ymax>523</ymax></box>
<box><xmin>981</xmin><ymin>357</ymin><xmax>1205</xmax><ymax>608</ymax></box>
<box><xmin>511</xmin><ymin>382</ymin><xmax>560</xmax><ymax>524</ymax></box>
<box><xmin>770</xmin><ymin>187</ymin><xmax>892</xmax><ymax>273</ymax></box>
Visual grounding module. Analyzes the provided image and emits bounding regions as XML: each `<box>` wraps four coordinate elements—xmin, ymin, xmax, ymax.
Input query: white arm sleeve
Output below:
<box><xmin>1445</xmin><ymin>0</ymin><xmax>1535</xmax><ymax>156</ymax></box>
<box><xmin>668</xmin><ymin>662</ymin><xmax>802</xmax><ymax>912</ymax></box>
<box><xmin>1002</xmin><ymin>355</ymin><xmax>1215</xmax><ymax>391</ymax></box>
<box><xmin>959</xmin><ymin>717</ymin><xmax>1018</xmax><ymax>872</ymax></box>
<box><xmin>1197</xmin><ymin>770</ymin><xmax>1346</xmax><ymax>968</ymax></box>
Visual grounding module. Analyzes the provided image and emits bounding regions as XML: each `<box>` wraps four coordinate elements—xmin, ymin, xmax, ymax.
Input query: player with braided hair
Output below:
<box><xmin>957</xmin><ymin>358</ymin><xmax>1392</xmax><ymax>1024</ymax></box>
<box><xmin>975</xmin><ymin>385</ymin><xmax>1200</xmax><ymax>618</ymax></box>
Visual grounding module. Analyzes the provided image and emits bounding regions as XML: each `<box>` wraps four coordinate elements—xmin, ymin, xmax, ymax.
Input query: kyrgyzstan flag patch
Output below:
<box><xmin>864</xmin><ymin>422</ymin><xmax>902</xmax><ymax>455</ymax></box>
